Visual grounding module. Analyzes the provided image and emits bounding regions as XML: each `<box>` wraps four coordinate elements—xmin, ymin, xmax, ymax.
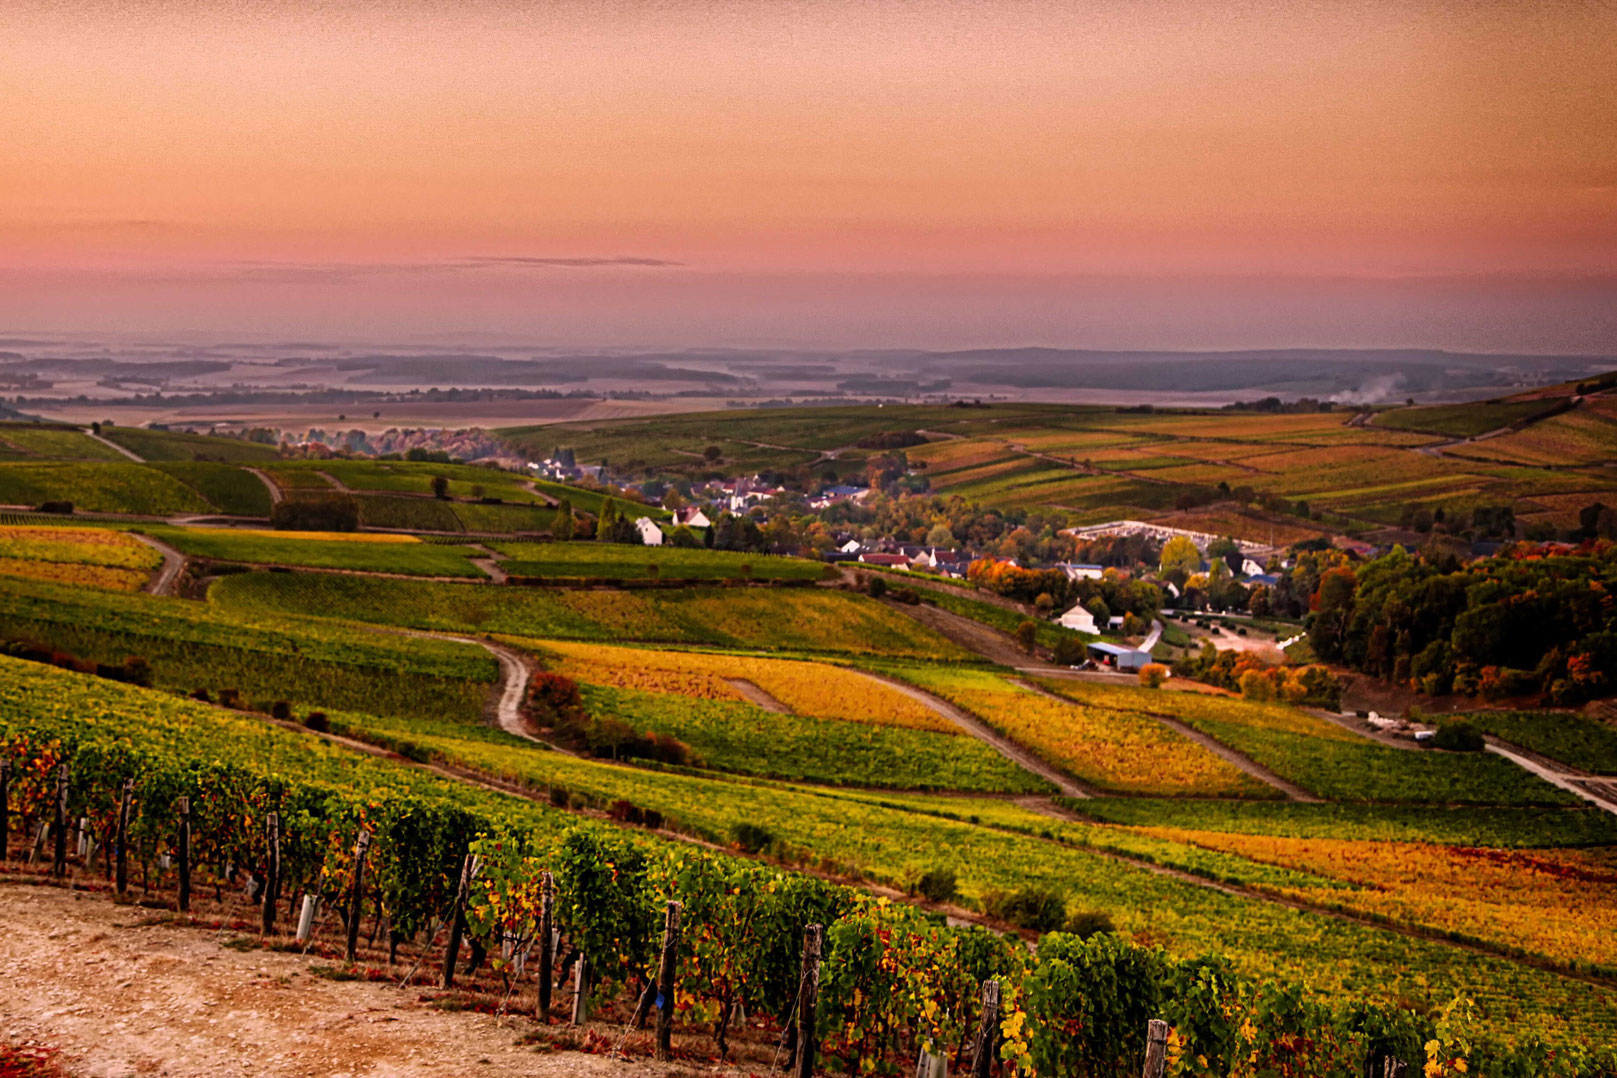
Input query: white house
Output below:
<box><xmin>674</xmin><ymin>506</ymin><xmax>711</xmax><ymax>528</ymax></box>
<box><xmin>634</xmin><ymin>517</ymin><xmax>664</xmax><ymax>546</ymax></box>
<box><xmin>1241</xmin><ymin>557</ymin><xmax>1268</xmax><ymax>578</ymax></box>
<box><xmin>1057</xmin><ymin>604</ymin><xmax>1098</xmax><ymax>634</ymax></box>
<box><xmin>839</xmin><ymin>538</ymin><xmax>863</xmax><ymax>554</ymax></box>
<box><xmin>1056</xmin><ymin>563</ymin><xmax>1105</xmax><ymax>581</ymax></box>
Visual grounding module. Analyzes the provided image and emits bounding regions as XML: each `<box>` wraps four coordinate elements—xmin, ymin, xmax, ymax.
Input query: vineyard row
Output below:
<box><xmin>0</xmin><ymin>731</ymin><xmax>1612</xmax><ymax>1078</ymax></box>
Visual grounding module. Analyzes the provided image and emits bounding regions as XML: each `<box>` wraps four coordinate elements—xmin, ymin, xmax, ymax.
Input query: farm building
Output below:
<box><xmin>1057</xmin><ymin>604</ymin><xmax>1098</xmax><ymax>634</ymax></box>
<box><xmin>634</xmin><ymin>517</ymin><xmax>664</xmax><ymax>546</ymax></box>
<box><xmin>1087</xmin><ymin>641</ymin><xmax>1151</xmax><ymax>671</ymax></box>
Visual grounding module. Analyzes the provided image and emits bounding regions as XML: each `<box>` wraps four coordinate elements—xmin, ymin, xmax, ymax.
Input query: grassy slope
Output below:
<box><xmin>493</xmin><ymin>540</ymin><xmax>826</xmax><ymax>580</ymax></box>
<box><xmin>97</xmin><ymin>426</ymin><xmax>281</xmax><ymax>462</ymax></box>
<box><xmin>142</xmin><ymin>525</ymin><xmax>486</xmax><ymax>576</ymax></box>
<box><xmin>210</xmin><ymin>572</ymin><xmax>974</xmax><ymax>659</ymax></box>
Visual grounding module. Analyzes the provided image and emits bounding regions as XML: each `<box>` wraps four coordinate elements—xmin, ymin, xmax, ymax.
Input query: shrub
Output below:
<box><xmin>269</xmin><ymin>700</ymin><xmax>291</xmax><ymax>720</ymax></box>
<box><xmin>1052</xmin><ymin>635</ymin><xmax>1085</xmax><ymax>666</ymax></box>
<box><xmin>548</xmin><ymin>784</ymin><xmax>570</xmax><ymax>808</ymax></box>
<box><xmin>1238</xmin><ymin>669</ymin><xmax>1274</xmax><ymax>701</ymax></box>
<box><xmin>121</xmin><ymin>656</ymin><xmax>153</xmax><ymax>688</ymax></box>
<box><xmin>865</xmin><ymin>575</ymin><xmax>887</xmax><ymax>599</ymax></box>
<box><xmin>270</xmin><ymin>496</ymin><xmax>359</xmax><ymax>532</ymax></box>
<box><xmin>731</xmin><ymin>822</ymin><xmax>774</xmax><ymax>854</ymax></box>
<box><xmin>1138</xmin><ymin>662</ymin><xmax>1168</xmax><ymax>689</ymax></box>
<box><xmin>527</xmin><ymin>672</ymin><xmax>584</xmax><ymax>720</ymax></box>
<box><xmin>983</xmin><ymin>885</ymin><xmax>1066</xmax><ymax>932</ymax></box>
<box><xmin>1063</xmin><ymin>909</ymin><xmax>1116</xmax><ymax>939</ymax></box>
<box><xmin>1016</xmin><ymin>620</ymin><xmax>1039</xmax><ymax>653</ymax></box>
<box><xmin>915</xmin><ymin>866</ymin><xmax>958</xmax><ymax>903</ymax></box>
<box><xmin>36</xmin><ymin>500</ymin><xmax>74</xmax><ymax>514</ymax></box>
<box><xmin>303</xmin><ymin>711</ymin><xmax>329</xmax><ymax>732</ymax></box>
<box><xmin>1434</xmin><ymin>721</ymin><xmax>1486</xmax><ymax>752</ymax></box>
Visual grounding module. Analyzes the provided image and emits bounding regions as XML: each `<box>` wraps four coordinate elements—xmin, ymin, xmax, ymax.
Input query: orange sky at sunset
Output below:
<box><xmin>2</xmin><ymin>0</ymin><xmax>1614</xmax><ymax>348</ymax></box>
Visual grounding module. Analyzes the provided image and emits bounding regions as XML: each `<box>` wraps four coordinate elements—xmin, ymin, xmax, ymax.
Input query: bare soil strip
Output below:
<box><xmin>84</xmin><ymin>430</ymin><xmax>143</xmax><ymax>462</ymax></box>
<box><xmin>244</xmin><ymin>466</ymin><xmax>284</xmax><ymax>505</ymax></box>
<box><xmin>724</xmin><ymin>677</ymin><xmax>789</xmax><ymax>713</ymax></box>
<box><xmin>130</xmin><ymin>533</ymin><xmax>186</xmax><ymax>596</ymax></box>
<box><xmin>0</xmin><ymin>885</ymin><xmax>664</xmax><ymax>1078</ymax></box>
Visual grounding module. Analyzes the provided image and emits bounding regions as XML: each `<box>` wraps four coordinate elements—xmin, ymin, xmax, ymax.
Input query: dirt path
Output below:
<box><xmin>1485</xmin><ymin>741</ymin><xmax>1617</xmax><ymax>816</ymax></box>
<box><xmin>853</xmin><ymin>669</ymin><xmax>1095</xmax><ymax>797</ymax></box>
<box><xmin>84</xmin><ymin>429</ymin><xmax>143</xmax><ymax>462</ymax></box>
<box><xmin>1012</xmin><ymin>677</ymin><xmax>1318</xmax><ymax>801</ymax></box>
<box><xmin>521</xmin><ymin>479</ymin><xmax>560</xmax><ymax>506</ymax></box>
<box><xmin>313</xmin><ymin>470</ymin><xmax>349</xmax><ymax>491</ymax></box>
<box><xmin>884</xmin><ymin>600</ymin><xmax>1055</xmax><ymax>670</ymax></box>
<box><xmin>130</xmin><ymin>533</ymin><xmax>186</xmax><ymax>596</ymax></box>
<box><xmin>0</xmin><ymin>885</ymin><xmax>667</xmax><ymax>1078</ymax></box>
<box><xmin>469</xmin><ymin>544</ymin><xmax>509</xmax><ymax>584</ymax></box>
<box><xmin>1308</xmin><ymin>709</ymin><xmax>1617</xmax><ymax>815</ymax></box>
<box><xmin>244</xmin><ymin>466</ymin><xmax>284</xmax><ymax>505</ymax></box>
<box><xmin>725</xmin><ymin>677</ymin><xmax>789</xmax><ymax>712</ymax></box>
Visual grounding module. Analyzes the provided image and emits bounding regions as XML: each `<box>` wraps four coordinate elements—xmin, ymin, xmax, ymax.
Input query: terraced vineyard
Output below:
<box><xmin>212</xmin><ymin>572</ymin><xmax>974</xmax><ymax>659</ymax></box>
<box><xmin>493</xmin><ymin>541</ymin><xmax>827</xmax><ymax>581</ymax></box>
<box><xmin>887</xmin><ymin>665</ymin><xmax>1275</xmax><ymax>797</ymax></box>
<box><xmin>0</xmin><ymin>575</ymin><xmax>495</xmax><ymax>722</ymax></box>
<box><xmin>0</xmin><ymin>523</ymin><xmax>161</xmax><ymax>591</ymax></box>
<box><xmin>1039</xmin><ymin>680</ymin><xmax>1577</xmax><ymax>805</ymax></box>
<box><xmin>141</xmin><ymin>525</ymin><xmax>487</xmax><ymax>576</ymax></box>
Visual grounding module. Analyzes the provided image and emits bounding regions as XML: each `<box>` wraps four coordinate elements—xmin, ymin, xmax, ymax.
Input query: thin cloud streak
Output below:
<box><xmin>178</xmin><ymin>257</ymin><xmax>687</xmax><ymax>283</ymax></box>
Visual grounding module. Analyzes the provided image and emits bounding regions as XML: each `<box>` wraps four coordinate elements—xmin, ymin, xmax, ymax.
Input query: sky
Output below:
<box><xmin>1</xmin><ymin>0</ymin><xmax>1614</xmax><ymax>351</ymax></box>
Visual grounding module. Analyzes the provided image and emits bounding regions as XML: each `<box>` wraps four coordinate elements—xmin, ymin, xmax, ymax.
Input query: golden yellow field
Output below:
<box><xmin>530</xmin><ymin>640</ymin><xmax>958</xmax><ymax>733</ymax></box>
<box><xmin>0</xmin><ymin>557</ymin><xmax>149</xmax><ymax>591</ymax></box>
<box><xmin>1133</xmin><ymin>828</ymin><xmax>1617</xmax><ymax>971</ymax></box>
<box><xmin>209</xmin><ymin>528</ymin><xmax>421</xmax><ymax>544</ymax></box>
<box><xmin>893</xmin><ymin>667</ymin><xmax>1271</xmax><ymax>797</ymax></box>
<box><xmin>0</xmin><ymin>525</ymin><xmax>160</xmax><ymax>591</ymax></box>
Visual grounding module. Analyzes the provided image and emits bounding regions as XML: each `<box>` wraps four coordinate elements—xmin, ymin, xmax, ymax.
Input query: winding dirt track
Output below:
<box><xmin>84</xmin><ymin>429</ymin><xmax>143</xmax><ymax>462</ymax></box>
<box><xmin>244</xmin><ymin>466</ymin><xmax>284</xmax><ymax>505</ymax></box>
<box><xmin>725</xmin><ymin>677</ymin><xmax>789</xmax><ymax>712</ymax></box>
<box><xmin>131</xmin><ymin>533</ymin><xmax>186</xmax><ymax>596</ymax></box>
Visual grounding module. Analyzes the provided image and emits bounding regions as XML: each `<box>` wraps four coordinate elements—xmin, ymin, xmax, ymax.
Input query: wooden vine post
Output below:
<box><xmin>795</xmin><ymin>924</ymin><xmax>823</xmax><ymax>1078</ymax></box>
<box><xmin>1142</xmin><ymin>1018</ymin><xmax>1170</xmax><ymax>1078</ymax></box>
<box><xmin>51</xmin><ymin>764</ymin><xmax>68</xmax><ymax>878</ymax></box>
<box><xmin>1364</xmin><ymin>1049</ymin><xmax>1409</xmax><ymax>1078</ymax></box>
<box><xmin>970</xmin><ymin>977</ymin><xmax>1001</xmax><ymax>1078</ymax></box>
<box><xmin>536</xmin><ymin>869</ymin><xmax>555</xmax><ymax>1021</ymax></box>
<box><xmin>571</xmin><ymin>953</ymin><xmax>588</xmax><ymax>1026</ymax></box>
<box><xmin>654</xmin><ymin>900</ymin><xmax>682</xmax><ymax>1061</ymax></box>
<box><xmin>442</xmin><ymin>851</ymin><xmax>475</xmax><ymax>988</ymax></box>
<box><xmin>261</xmin><ymin>811</ymin><xmax>280</xmax><ymax>935</ymax></box>
<box><xmin>175</xmin><ymin>796</ymin><xmax>192</xmax><ymax>912</ymax></box>
<box><xmin>345</xmin><ymin>830</ymin><xmax>372</xmax><ymax>963</ymax></box>
<box><xmin>0</xmin><ymin>758</ymin><xmax>11</xmax><ymax>863</ymax></box>
<box><xmin>114</xmin><ymin>779</ymin><xmax>133</xmax><ymax>896</ymax></box>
